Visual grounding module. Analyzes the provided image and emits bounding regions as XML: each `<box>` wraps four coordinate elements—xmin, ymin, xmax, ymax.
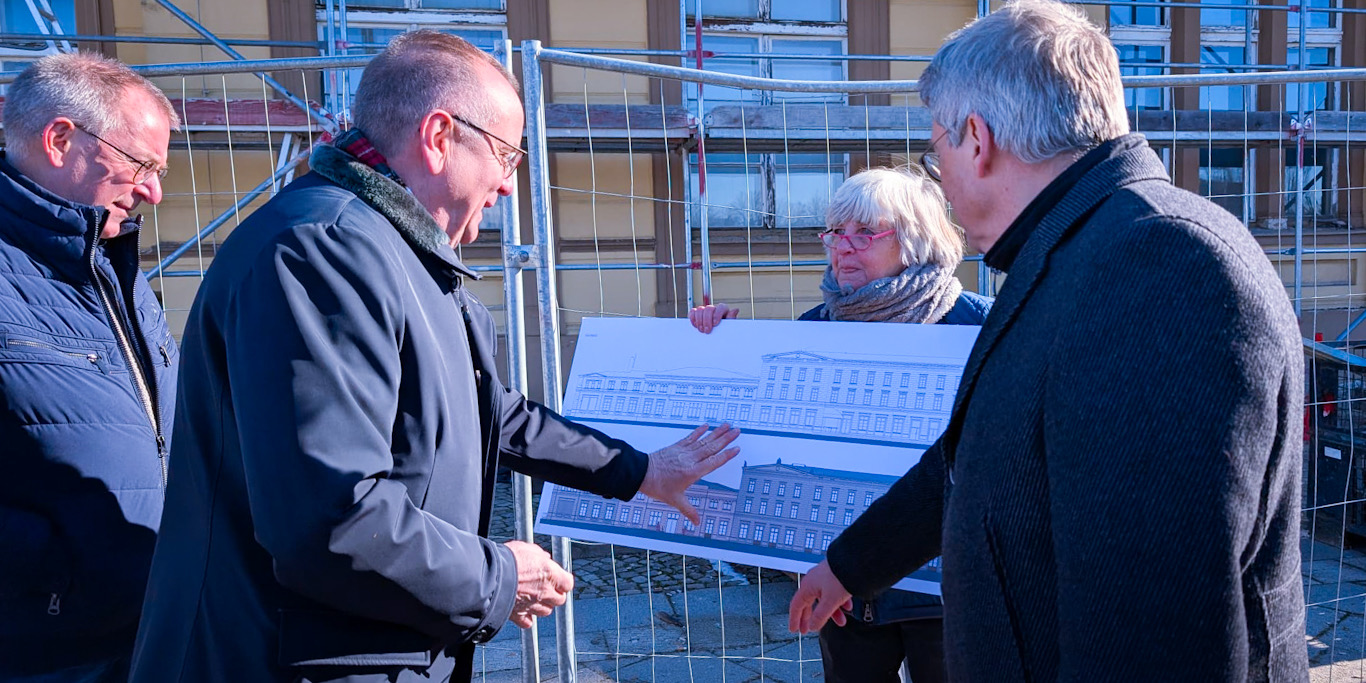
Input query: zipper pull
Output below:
<box><xmin>86</xmin><ymin>353</ymin><xmax>98</xmax><ymax>365</ymax></box>
<box><xmin>863</xmin><ymin>602</ymin><xmax>874</xmax><ymax>623</ymax></box>
<box><xmin>159</xmin><ymin>344</ymin><xmax>171</xmax><ymax>367</ymax></box>
<box><xmin>47</xmin><ymin>593</ymin><xmax>60</xmax><ymax>616</ymax></box>
<box><xmin>157</xmin><ymin>434</ymin><xmax>166</xmax><ymax>457</ymax></box>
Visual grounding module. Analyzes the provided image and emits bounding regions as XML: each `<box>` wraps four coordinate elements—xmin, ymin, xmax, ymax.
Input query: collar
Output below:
<box><xmin>983</xmin><ymin>135</ymin><xmax>1147</xmax><ymax>273</ymax></box>
<box><xmin>309</xmin><ymin>133</ymin><xmax>480</xmax><ymax>282</ymax></box>
<box><xmin>332</xmin><ymin>129</ymin><xmax>407</xmax><ymax>187</ymax></box>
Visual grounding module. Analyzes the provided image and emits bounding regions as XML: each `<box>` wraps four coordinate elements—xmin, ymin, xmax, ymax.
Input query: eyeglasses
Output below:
<box><xmin>818</xmin><ymin>228</ymin><xmax>896</xmax><ymax>250</ymax></box>
<box><xmin>919</xmin><ymin>129</ymin><xmax>948</xmax><ymax>183</ymax></box>
<box><xmin>449</xmin><ymin>113</ymin><xmax>527</xmax><ymax>179</ymax></box>
<box><xmin>76</xmin><ymin>125</ymin><xmax>168</xmax><ymax>184</ymax></box>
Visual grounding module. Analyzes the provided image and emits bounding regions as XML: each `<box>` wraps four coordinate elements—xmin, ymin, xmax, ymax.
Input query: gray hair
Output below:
<box><xmin>4</xmin><ymin>52</ymin><xmax>179</xmax><ymax>161</ymax></box>
<box><xmin>918</xmin><ymin>0</ymin><xmax>1128</xmax><ymax>163</ymax></box>
<box><xmin>826</xmin><ymin>166</ymin><xmax>964</xmax><ymax>269</ymax></box>
<box><xmin>351</xmin><ymin>30</ymin><xmax>519</xmax><ymax>159</ymax></box>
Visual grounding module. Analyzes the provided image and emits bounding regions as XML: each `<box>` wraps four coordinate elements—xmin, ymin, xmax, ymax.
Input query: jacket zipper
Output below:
<box><xmin>7</xmin><ymin>338</ymin><xmax>100</xmax><ymax>366</ymax></box>
<box><xmin>89</xmin><ymin>211</ymin><xmax>166</xmax><ymax>490</ymax></box>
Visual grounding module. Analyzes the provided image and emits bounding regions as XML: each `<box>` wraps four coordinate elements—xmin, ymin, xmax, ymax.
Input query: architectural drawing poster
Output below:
<box><xmin>534</xmin><ymin>317</ymin><xmax>980</xmax><ymax>594</ymax></box>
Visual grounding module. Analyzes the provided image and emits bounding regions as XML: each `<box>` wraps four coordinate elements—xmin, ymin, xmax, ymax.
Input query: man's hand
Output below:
<box><xmin>504</xmin><ymin>540</ymin><xmax>574</xmax><ymax>629</ymax></box>
<box><xmin>788</xmin><ymin>559</ymin><xmax>853</xmax><ymax>634</ymax></box>
<box><xmin>688</xmin><ymin>303</ymin><xmax>740</xmax><ymax>334</ymax></box>
<box><xmin>638</xmin><ymin>423</ymin><xmax>741</xmax><ymax>525</ymax></box>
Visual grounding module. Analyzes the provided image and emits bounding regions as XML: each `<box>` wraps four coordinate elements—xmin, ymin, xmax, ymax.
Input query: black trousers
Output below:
<box><xmin>818</xmin><ymin>617</ymin><xmax>945</xmax><ymax>683</ymax></box>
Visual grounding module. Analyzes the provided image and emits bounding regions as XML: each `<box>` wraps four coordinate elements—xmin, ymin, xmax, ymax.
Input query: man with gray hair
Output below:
<box><xmin>129</xmin><ymin>30</ymin><xmax>738</xmax><ymax>683</ymax></box>
<box><xmin>791</xmin><ymin>1</ymin><xmax>1307</xmax><ymax>680</ymax></box>
<box><xmin>0</xmin><ymin>52</ymin><xmax>178</xmax><ymax>682</ymax></box>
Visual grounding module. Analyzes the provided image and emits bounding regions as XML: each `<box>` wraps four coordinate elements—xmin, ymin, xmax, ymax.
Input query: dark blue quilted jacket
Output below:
<box><xmin>0</xmin><ymin>155</ymin><xmax>177</xmax><ymax>674</ymax></box>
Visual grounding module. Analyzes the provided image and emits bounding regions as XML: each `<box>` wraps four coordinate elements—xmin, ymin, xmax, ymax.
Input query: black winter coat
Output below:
<box><xmin>826</xmin><ymin>136</ymin><xmax>1308</xmax><ymax>682</ymax></box>
<box><xmin>129</xmin><ymin>144</ymin><xmax>648</xmax><ymax>683</ymax></box>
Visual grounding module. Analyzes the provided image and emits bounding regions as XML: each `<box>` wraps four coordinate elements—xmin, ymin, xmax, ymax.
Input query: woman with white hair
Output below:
<box><xmin>689</xmin><ymin>166</ymin><xmax>990</xmax><ymax>683</ymax></box>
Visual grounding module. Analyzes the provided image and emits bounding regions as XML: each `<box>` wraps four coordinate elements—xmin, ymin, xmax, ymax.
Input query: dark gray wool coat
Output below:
<box><xmin>826</xmin><ymin>135</ymin><xmax>1308</xmax><ymax>682</ymax></box>
<box><xmin>129</xmin><ymin>141</ymin><xmax>649</xmax><ymax>683</ymax></box>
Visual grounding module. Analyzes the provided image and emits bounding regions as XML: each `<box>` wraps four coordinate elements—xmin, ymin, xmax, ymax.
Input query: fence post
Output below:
<box><xmin>521</xmin><ymin>39</ymin><xmax>579</xmax><ymax>683</ymax></box>
<box><xmin>499</xmin><ymin>40</ymin><xmax>543</xmax><ymax>683</ymax></box>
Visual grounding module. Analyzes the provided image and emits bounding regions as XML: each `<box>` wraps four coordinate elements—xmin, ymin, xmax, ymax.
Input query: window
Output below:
<box><xmin>578</xmin><ymin>501</ymin><xmax>589</xmax><ymax>517</ymax></box>
<box><xmin>763</xmin><ymin>480</ymin><xmax>771</xmax><ymax>494</ymax></box>
<box><xmin>897</xmin><ymin>392</ymin><xmax>908</xmax><ymax>408</ymax></box>
<box><xmin>805</xmin><ymin>531</ymin><xmax>817</xmax><ymax>550</ymax></box>
<box><xmin>755</xmin><ymin>524</ymin><xmax>765</xmax><ymax>541</ymax></box>
<box><xmin>764</xmin><ymin>386</ymin><xmax>774</xmax><ymax>399</ymax></box>
<box><xmin>798</xmin><ymin>368</ymin><xmax>808</xmax><ymax>382</ymax></box>
<box><xmin>723</xmin><ymin>500</ymin><xmax>733</xmax><ymax>511</ymax></box>
<box><xmin>806</xmin><ymin>409</ymin><xmax>817</xmax><ymax>426</ymax></box>
<box><xmin>0</xmin><ymin>0</ymin><xmax>77</xmax><ymax>73</ymax></box>
<box><xmin>810</xmin><ymin>388</ymin><xmax>820</xmax><ymax>402</ymax></box>
<box><xmin>709</xmin><ymin>499</ymin><xmax>719</xmax><ymax>510</ymax></box>
<box><xmin>826</xmin><ymin>507</ymin><xmax>837</xmax><ymax>524</ymax></box>
<box><xmin>864</xmin><ymin>492</ymin><xmax>874</xmax><ymax>506</ymax></box>
<box><xmin>738</xmin><ymin>523</ymin><xmax>750</xmax><ymax>539</ymax></box>
<box><xmin>705</xmin><ymin>518</ymin><xmax>715</xmax><ymax>535</ymax></box>
<box><xmin>776</xmin><ymin>407</ymin><xmax>787</xmax><ymax>423</ymax></box>
<box><xmin>769</xmin><ymin>527</ymin><xmax>781</xmax><ymax>544</ymax></box>
<box><xmin>918</xmin><ymin>374</ymin><xmax>927</xmax><ymax>389</ymax></box>
<box><xmin>605</xmin><ymin>504</ymin><xmax>615</xmax><ymax>519</ymax></box>
<box><xmin>775</xmin><ymin>501</ymin><xmax>784</xmax><ymax>517</ymax></box>
<box><xmin>843</xmin><ymin>509</ymin><xmax>853</xmax><ymax>525</ymax></box>
<box><xmin>882</xmin><ymin>373</ymin><xmax>891</xmax><ymax>387</ymax></box>
<box><xmin>814</xmin><ymin>486</ymin><xmax>823</xmax><ymax>501</ymax></box>
<box><xmin>1200</xmin><ymin>147</ymin><xmax>1247</xmax><ymax>218</ymax></box>
<box><xmin>790</xmin><ymin>503</ymin><xmax>799</xmax><ymax>519</ymax></box>
<box><xmin>740</xmin><ymin>405</ymin><xmax>752</xmax><ymax>420</ymax></box>
<box><xmin>810</xmin><ymin>505</ymin><xmax>820</xmax><ymax>521</ymax></box>
<box><xmin>632</xmin><ymin>508</ymin><xmax>643</xmax><ymax>524</ymax></box>
<box><xmin>845</xmin><ymin>388</ymin><xmax>857</xmax><ymax>404</ymax></box>
<box><xmin>649</xmin><ymin>511</ymin><xmax>662</xmax><ymax>527</ymax></box>
<box><xmin>685</xmin><ymin>9</ymin><xmax>847</xmax><ymax>231</ymax></box>
<box><xmin>846</xmin><ymin>490</ymin><xmax>856</xmax><ymax>505</ymax></box>
<box><xmin>1110</xmin><ymin>0</ymin><xmax>1163</xmax><ymax>25</ymax></box>
<box><xmin>857</xmin><ymin>413</ymin><xmax>870</xmax><ymax>430</ymax></box>
<box><xmin>893</xmin><ymin>416</ymin><xmax>905</xmax><ymax>432</ymax></box>
<box><xmin>792</xmin><ymin>484</ymin><xmax>802</xmax><ymax>499</ymax></box>
<box><xmin>777</xmin><ymin>483</ymin><xmax>786</xmax><ymax>497</ymax></box>
<box><xmin>719</xmin><ymin>520</ymin><xmax>730</xmax><ymax>536</ymax></box>
<box><xmin>822</xmin><ymin>533</ymin><xmax>833</xmax><ymax>551</ymax></box>
<box><xmin>1199</xmin><ymin>45</ymin><xmax>1247</xmax><ymax>111</ymax></box>
<box><xmin>619</xmin><ymin>506</ymin><xmax>630</xmax><ymax>522</ymax></box>
<box><xmin>813</xmin><ymin>369</ymin><xmax>822</xmax><ymax>383</ymax></box>
<box><xmin>1285</xmin><ymin>47</ymin><xmax>1335</xmax><ymax>113</ymax></box>
<box><xmin>915</xmin><ymin>393</ymin><xmax>926</xmax><ymax>409</ymax></box>
<box><xmin>794</xmin><ymin>386</ymin><xmax>804</xmax><ymax>401</ymax></box>
<box><xmin>779</xmin><ymin>387</ymin><xmax>789</xmax><ymax>400</ymax></box>
<box><xmin>849</xmin><ymin>370</ymin><xmax>859</xmax><ymax>384</ymax></box>
<box><xmin>759</xmin><ymin>500</ymin><xmax>768</xmax><ymax>515</ymax></box>
<box><xmin>833</xmin><ymin>370</ymin><xmax>843</xmax><ymax>384</ymax></box>
<box><xmin>784</xmin><ymin>528</ymin><xmax>796</xmax><ymax>546</ymax></box>
<box><xmin>933</xmin><ymin>395</ymin><xmax>944</xmax><ymax>411</ymax></box>
<box><xmin>879</xmin><ymin>390</ymin><xmax>890</xmax><ymax>407</ymax></box>
<box><xmin>830</xmin><ymin>487</ymin><xmax>839</xmax><ymax>501</ymax></box>
<box><xmin>747</xmin><ymin>479</ymin><xmax>756</xmax><ymax>493</ymax></box>
<box><xmin>1201</xmin><ymin>0</ymin><xmax>1249</xmax><ymax>26</ymax></box>
<box><xmin>768</xmin><ymin>367</ymin><xmax>777</xmax><ymax>380</ymax></box>
<box><xmin>865</xmin><ymin>372</ymin><xmax>875</xmax><ymax>386</ymax></box>
<box><xmin>744</xmin><ymin>498</ymin><xmax>753</xmax><ymax>513</ymax></box>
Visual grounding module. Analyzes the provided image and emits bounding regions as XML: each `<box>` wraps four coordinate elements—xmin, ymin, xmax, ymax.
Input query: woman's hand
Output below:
<box><xmin>688</xmin><ymin>303</ymin><xmax>740</xmax><ymax>333</ymax></box>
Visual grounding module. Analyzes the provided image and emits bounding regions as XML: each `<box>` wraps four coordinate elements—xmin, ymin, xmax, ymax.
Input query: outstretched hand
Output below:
<box><xmin>639</xmin><ymin>423</ymin><xmax>741</xmax><ymax>525</ymax></box>
<box><xmin>788</xmin><ymin>559</ymin><xmax>852</xmax><ymax>634</ymax></box>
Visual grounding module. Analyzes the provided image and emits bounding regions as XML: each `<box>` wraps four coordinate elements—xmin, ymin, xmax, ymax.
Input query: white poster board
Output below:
<box><xmin>534</xmin><ymin>317</ymin><xmax>979</xmax><ymax>594</ymax></box>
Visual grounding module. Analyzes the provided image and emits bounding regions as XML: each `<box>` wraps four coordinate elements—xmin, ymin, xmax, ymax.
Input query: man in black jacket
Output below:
<box><xmin>790</xmin><ymin>2</ymin><xmax>1307</xmax><ymax>681</ymax></box>
<box><xmin>129</xmin><ymin>31</ymin><xmax>737</xmax><ymax>683</ymax></box>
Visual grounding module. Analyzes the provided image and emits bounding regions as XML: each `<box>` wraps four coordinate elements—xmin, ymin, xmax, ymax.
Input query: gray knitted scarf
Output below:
<box><xmin>818</xmin><ymin>261</ymin><xmax>962</xmax><ymax>324</ymax></box>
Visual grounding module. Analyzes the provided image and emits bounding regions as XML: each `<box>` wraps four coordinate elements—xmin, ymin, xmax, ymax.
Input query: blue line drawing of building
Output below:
<box><xmin>541</xmin><ymin>459</ymin><xmax>941</xmax><ymax>575</ymax></box>
<box><xmin>566</xmin><ymin>350</ymin><xmax>961</xmax><ymax>447</ymax></box>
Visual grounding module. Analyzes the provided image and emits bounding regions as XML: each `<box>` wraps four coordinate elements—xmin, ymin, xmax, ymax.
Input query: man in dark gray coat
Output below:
<box><xmin>129</xmin><ymin>31</ymin><xmax>738</xmax><ymax>683</ymax></box>
<box><xmin>790</xmin><ymin>2</ymin><xmax>1307</xmax><ymax>681</ymax></box>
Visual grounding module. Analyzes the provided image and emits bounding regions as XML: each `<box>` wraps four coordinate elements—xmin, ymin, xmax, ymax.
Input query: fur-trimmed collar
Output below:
<box><xmin>309</xmin><ymin>141</ymin><xmax>479</xmax><ymax>281</ymax></box>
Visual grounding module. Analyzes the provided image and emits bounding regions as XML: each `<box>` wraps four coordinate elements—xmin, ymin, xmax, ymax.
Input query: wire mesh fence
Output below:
<box><xmin>2</xmin><ymin>36</ymin><xmax>1364</xmax><ymax>682</ymax></box>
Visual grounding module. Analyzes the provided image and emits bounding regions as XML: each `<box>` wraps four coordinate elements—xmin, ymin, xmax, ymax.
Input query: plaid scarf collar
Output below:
<box><xmin>332</xmin><ymin>128</ymin><xmax>406</xmax><ymax>187</ymax></box>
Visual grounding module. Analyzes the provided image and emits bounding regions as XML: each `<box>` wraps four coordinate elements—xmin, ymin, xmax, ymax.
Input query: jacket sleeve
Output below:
<box><xmin>496</xmin><ymin>391</ymin><xmax>648</xmax><ymax>501</ymax></box>
<box><xmin>226</xmin><ymin>221</ymin><xmax>516</xmax><ymax>645</ymax></box>
<box><xmin>824</xmin><ymin>440</ymin><xmax>946</xmax><ymax>598</ymax></box>
<box><xmin>1040</xmin><ymin>217</ymin><xmax>1301</xmax><ymax>679</ymax></box>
